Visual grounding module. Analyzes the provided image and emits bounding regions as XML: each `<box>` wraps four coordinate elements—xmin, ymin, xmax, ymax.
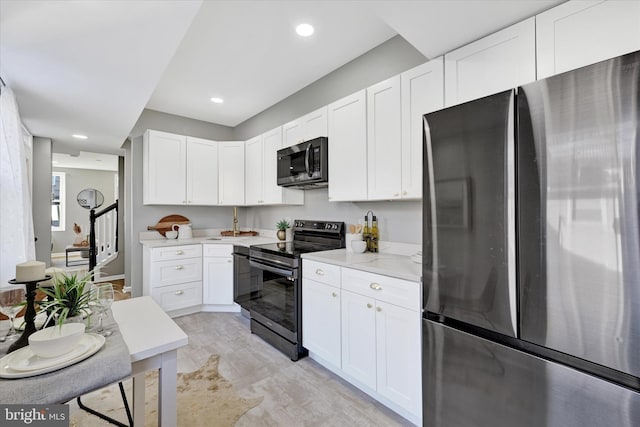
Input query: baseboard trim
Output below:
<box><xmin>96</xmin><ymin>274</ymin><xmax>125</xmax><ymax>282</ymax></box>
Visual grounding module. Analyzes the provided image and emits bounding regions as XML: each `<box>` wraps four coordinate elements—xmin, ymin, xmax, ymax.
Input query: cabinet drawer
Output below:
<box><xmin>151</xmin><ymin>244</ymin><xmax>202</xmax><ymax>261</ymax></box>
<box><xmin>342</xmin><ymin>268</ymin><xmax>420</xmax><ymax>311</ymax></box>
<box><xmin>303</xmin><ymin>260</ymin><xmax>341</xmax><ymax>287</ymax></box>
<box><xmin>150</xmin><ymin>257</ymin><xmax>203</xmax><ymax>287</ymax></box>
<box><xmin>151</xmin><ymin>281</ymin><xmax>202</xmax><ymax>312</ymax></box>
<box><xmin>203</xmin><ymin>244</ymin><xmax>233</xmax><ymax>257</ymax></box>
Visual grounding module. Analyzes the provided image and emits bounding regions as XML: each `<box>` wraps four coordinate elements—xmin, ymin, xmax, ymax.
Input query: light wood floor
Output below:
<box><xmin>173</xmin><ymin>312</ymin><xmax>414</xmax><ymax>426</ymax></box>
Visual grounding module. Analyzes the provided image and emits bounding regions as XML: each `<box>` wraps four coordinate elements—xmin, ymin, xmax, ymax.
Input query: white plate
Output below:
<box><xmin>8</xmin><ymin>334</ymin><xmax>95</xmax><ymax>371</ymax></box>
<box><xmin>0</xmin><ymin>333</ymin><xmax>105</xmax><ymax>378</ymax></box>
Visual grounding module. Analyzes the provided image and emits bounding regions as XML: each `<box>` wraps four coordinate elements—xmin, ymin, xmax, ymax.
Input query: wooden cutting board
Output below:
<box><xmin>147</xmin><ymin>215</ymin><xmax>191</xmax><ymax>237</ymax></box>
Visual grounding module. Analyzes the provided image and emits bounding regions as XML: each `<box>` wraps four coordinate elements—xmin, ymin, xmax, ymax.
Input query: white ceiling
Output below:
<box><xmin>0</xmin><ymin>0</ymin><xmax>562</xmax><ymax>156</ymax></box>
<box><xmin>52</xmin><ymin>151</ymin><xmax>118</xmax><ymax>172</ymax></box>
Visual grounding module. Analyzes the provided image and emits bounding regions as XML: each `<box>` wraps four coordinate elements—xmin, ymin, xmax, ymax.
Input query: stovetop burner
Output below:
<box><xmin>250</xmin><ymin>220</ymin><xmax>345</xmax><ymax>262</ymax></box>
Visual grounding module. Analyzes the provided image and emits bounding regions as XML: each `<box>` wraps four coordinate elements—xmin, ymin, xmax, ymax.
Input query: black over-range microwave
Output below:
<box><xmin>277</xmin><ymin>137</ymin><xmax>328</xmax><ymax>188</ymax></box>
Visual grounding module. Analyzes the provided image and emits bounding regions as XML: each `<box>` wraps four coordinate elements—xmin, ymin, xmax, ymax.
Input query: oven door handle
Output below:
<box><xmin>249</xmin><ymin>259</ymin><xmax>297</xmax><ymax>278</ymax></box>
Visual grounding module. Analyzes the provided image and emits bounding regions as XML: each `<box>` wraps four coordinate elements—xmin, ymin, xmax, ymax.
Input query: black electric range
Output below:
<box><xmin>245</xmin><ymin>220</ymin><xmax>345</xmax><ymax>360</ymax></box>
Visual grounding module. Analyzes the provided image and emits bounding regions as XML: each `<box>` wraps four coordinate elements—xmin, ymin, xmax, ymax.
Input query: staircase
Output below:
<box><xmin>89</xmin><ymin>200</ymin><xmax>118</xmax><ymax>275</ymax></box>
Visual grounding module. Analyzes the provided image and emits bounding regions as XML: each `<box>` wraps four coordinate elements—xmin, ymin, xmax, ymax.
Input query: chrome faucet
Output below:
<box><xmin>232</xmin><ymin>207</ymin><xmax>239</xmax><ymax>237</ymax></box>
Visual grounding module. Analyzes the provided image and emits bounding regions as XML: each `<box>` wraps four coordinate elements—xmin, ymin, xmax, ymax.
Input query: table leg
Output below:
<box><xmin>132</xmin><ymin>373</ymin><xmax>145</xmax><ymax>427</ymax></box>
<box><xmin>66</xmin><ymin>250</ymin><xmax>69</xmax><ymax>267</ymax></box>
<box><xmin>158</xmin><ymin>350</ymin><xmax>178</xmax><ymax>427</ymax></box>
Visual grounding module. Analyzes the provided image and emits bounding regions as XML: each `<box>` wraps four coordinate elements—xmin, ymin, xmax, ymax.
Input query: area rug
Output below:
<box><xmin>69</xmin><ymin>354</ymin><xmax>263</xmax><ymax>426</ymax></box>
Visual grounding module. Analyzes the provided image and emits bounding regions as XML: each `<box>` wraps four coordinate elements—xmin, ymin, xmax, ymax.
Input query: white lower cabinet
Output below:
<box><xmin>143</xmin><ymin>244</ymin><xmax>203</xmax><ymax>316</ymax></box>
<box><xmin>302</xmin><ymin>278</ymin><xmax>341</xmax><ymax>367</ymax></box>
<box><xmin>202</xmin><ymin>244</ymin><xmax>238</xmax><ymax>311</ymax></box>
<box><xmin>302</xmin><ymin>260</ymin><xmax>422</xmax><ymax>425</ymax></box>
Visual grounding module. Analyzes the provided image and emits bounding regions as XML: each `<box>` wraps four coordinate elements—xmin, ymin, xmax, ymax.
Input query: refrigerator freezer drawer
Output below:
<box><xmin>423</xmin><ymin>319</ymin><xmax>640</xmax><ymax>427</ymax></box>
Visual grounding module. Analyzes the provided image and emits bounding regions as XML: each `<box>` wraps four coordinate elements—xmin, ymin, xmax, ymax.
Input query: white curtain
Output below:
<box><xmin>0</xmin><ymin>87</ymin><xmax>35</xmax><ymax>283</ymax></box>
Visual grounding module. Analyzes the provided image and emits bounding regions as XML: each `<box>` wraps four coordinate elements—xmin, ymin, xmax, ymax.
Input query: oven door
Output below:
<box><xmin>249</xmin><ymin>258</ymin><xmax>299</xmax><ymax>343</ymax></box>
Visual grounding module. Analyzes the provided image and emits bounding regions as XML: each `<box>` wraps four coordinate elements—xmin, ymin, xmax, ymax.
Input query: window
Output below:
<box><xmin>51</xmin><ymin>172</ymin><xmax>65</xmax><ymax>231</ymax></box>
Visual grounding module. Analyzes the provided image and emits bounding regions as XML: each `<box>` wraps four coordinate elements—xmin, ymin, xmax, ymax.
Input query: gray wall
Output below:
<box><xmin>33</xmin><ymin>137</ymin><xmax>52</xmax><ymax>266</ymax></box>
<box><xmin>51</xmin><ymin>167</ymin><xmax>117</xmax><ymax>253</ymax></box>
<box><xmin>233</xmin><ymin>35</ymin><xmax>427</xmax><ymax>140</ymax></box>
<box><xmin>128</xmin><ymin>110</ymin><xmax>239</xmax><ymax>296</ymax></box>
<box><xmin>236</xmin><ymin>35</ymin><xmax>426</xmax><ymax>244</ymax></box>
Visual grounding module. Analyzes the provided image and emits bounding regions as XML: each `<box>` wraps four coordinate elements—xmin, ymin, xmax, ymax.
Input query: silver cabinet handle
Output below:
<box><xmin>175</xmin><ymin>265</ymin><xmax>184</xmax><ymax>270</ymax></box>
<box><xmin>376</xmin><ymin>307</ymin><xmax>382</xmax><ymax>312</ymax></box>
<box><xmin>367</xmin><ymin>303</ymin><xmax>373</xmax><ymax>309</ymax></box>
<box><xmin>315</xmin><ymin>269</ymin><xmax>324</xmax><ymax>276</ymax></box>
<box><xmin>175</xmin><ymin>290</ymin><xmax>183</xmax><ymax>295</ymax></box>
<box><xmin>370</xmin><ymin>283</ymin><xmax>382</xmax><ymax>290</ymax></box>
<box><xmin>331</xmin><ymin>292</ymin><xmax>337</xmax><ymax>297</ymax></box>
<box><xmin>227</xmin><ymin>259</ymin><xmax>232</xmax><ymax>263</ymax></box>
<box><xmin>402</xmin><ymin>191</ymin><xmax>407</xmax><ymax>195</ymax></box>
<box><xmin>394</xmin><ymin>193</ymin><xmax>399</xmax><ymax>197</ymax></box>
<box><xmin>176</xmin><ymin>250</ymin><xmax>184</xmax><ymax>255</ymax></box>
<box><xmin>182</xmin><ymin>200</ymin><xmax>187</xmax><ymax>204</ymax></box>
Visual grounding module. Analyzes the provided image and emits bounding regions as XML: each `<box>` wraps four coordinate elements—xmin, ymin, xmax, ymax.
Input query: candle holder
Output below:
<box><xmin>6</xmin><ymin>275</ymin><xmax>51</xmax><ymax>354</ymax></box>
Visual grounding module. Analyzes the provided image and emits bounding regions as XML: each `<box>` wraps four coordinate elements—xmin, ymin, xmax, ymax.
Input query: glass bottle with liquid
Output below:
<box><xmin>363</xmin><ymin>215</ymin><xmax>370</xmax><ymax>251</ymax></box>
<box><xmin>370</xmin><ymin>216</ymin><xmax>379</xmax><ymax>253</ymax></box>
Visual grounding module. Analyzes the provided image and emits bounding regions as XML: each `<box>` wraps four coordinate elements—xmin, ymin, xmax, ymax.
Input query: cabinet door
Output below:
<box><xmin>401</xmin><ymin>58</ymin><xmax>444</xmax><ymax>199</ymax></box>
<box><xmin>186</xmin><ymin>137</ymin><xmax>218</xmax><ymax>205</ymax></box>
<box><xmin>143</xmin><ymin>130</ymin><xmax>186</xmax><ymax>205</ymax></box>
<box><xmin>444</xmin><ymin>17</ymin><xmax>535</xmax><ymax>107</ymax></box>
<box><xmin>341</xmin><ymin>289</ymin><xmax>377</xmax><ymax>390</ymax></box>
<box><xmin>536</xmin><ymin>0</ymin><xmax>640</xmax><ymax>79</ymax></box>
<box><xmin>302</xmin><ymin>279</ymin><xmax>341</xmax><ymax>367</ymax></box>
<box><xmin>261</xmin><ymin>126</ymin><xmax>283</xmax><ymax>204</ymax></box>
<box><xmin>218</xmin><ymin>142</ymin><xmax>245</xmax><ymax>205</ymax></box>
<box><xmin>375</xmin><ymin>301</ymin><xmax>422</xmax><ymax>418</ymax></box>
<box><xmin>328</xmin><ymin>90</ymin><xmax>368</xmax><ymax>202</ymax></box>
<box><xmin>203</xmin><ymin>256</ymin><xmax>234</xmax><ymax>305</ymax></box>
<box><xmin>367</xmin><ymin>75</ymin><xmax>402</xmax><ymax>200</ymax></box>
<box><xmin>283</xmin><ymin>118</ymin><xmax>304</xmax><ymax>148</ymax></box>
<box><xmin>244</xmin><ymin>135</ymin><xmax>263</xmax><ymax>205</ymax></box>
<box><xmin>302</xmin><ymin>106</ymin><xmax>328</xmax><ymax>140</ymax></box>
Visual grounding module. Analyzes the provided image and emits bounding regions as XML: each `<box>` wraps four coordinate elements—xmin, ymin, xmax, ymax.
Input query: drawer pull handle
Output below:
<box><xmin>370</xmin><ymin>283</ymin><xmax>382</xmax><ymax>290</ymax></box>
<box><xmin>176</xmin><ymin>250</ymin><xmax>184</xmax><ymax>255</ymax></box>
<box><xmin>315</xmin><ymin>269</ymin><xmax>324</xmax><ymax>276</ymax></box>
<box><xmin>227</xmin><ymin>260</ymin><xmax>232</xmax><ymax>263</ymax></box>
<box><xmin>331</xmin><ymin>292</ymin><xmax>337</xmax><ymax>297</ymax></box>
<box><xmin>175</xmin><ymin>265</ymin><xmax>184</xmax><ymax>270</ymax></box>
<box><xmin>376</xmin><ymin>307</ymin><xmax>382</xmax><ymax>312</ymax></box>
<box><xmin>367</xmin><ymin>303</ymin><xmax>373</xmax><ymax>309</ymax></box>
<box><xmin>175</xmin><ymin>290</ymin><xmax>184</xmax><ymax>296</ymax></box>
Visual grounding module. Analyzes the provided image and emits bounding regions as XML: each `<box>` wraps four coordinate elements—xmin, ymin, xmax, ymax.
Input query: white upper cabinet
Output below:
<box><xmin>144</xmin><ymin>130</ymin><xmax>186</xmax><ymax>205</ymax></box>
<box><xmin>186</xmin><ymin>137</ymin><xmax>218</xmax><ymax>205</ymax></box>
<box><xmin>536</xmin><ymin>0</ymin><xmax>640</xmax><ymax>79</ymax></box>
<box><xmin>245</xmin><ymin>135</ymin><xmax>263</xmax><ymax>205</ymax></box>
<box><xmin>245</xmin><ymin>128</ymin><xmax>303</xmax><ymax>206</ymax></box>
<box><xmin>401</xmin><ymin>58</ymin><xmax>444</xmax><ymax>199</ymax></box>
<box><xmin>444</xmin><ymin>17</ymin><xmax>536</xmax><ymax>107</ymax></box>
<box><xmin>283</xmin><ymin>106</ymin><xmax>328</xmax><ymax>148</ymax></box>
<box><xmin>218</xmin><ymin>141</ymin><xmax>245</xmax><ymax>206</ymax></box>
<box><xmin>328</xmin><ymin>90</ymin><xmax>368</xmax><ymax>202</ymax></box>
<box><xmin>262</xmin><ymin>126</ymin><xmax>284</xmax><ymax>204</ymax></box>
<box><xmin>143</xmin><ymin>130</ymin><xmax>218</xmax><ymax>205</ymax></box>
<box><xmin>367</xmin><ymin>75</ymin><xmax>402</xmax><ymax>200</ymax></box>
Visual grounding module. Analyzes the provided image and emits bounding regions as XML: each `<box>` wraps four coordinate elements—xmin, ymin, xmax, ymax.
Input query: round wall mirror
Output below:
<box><xmin>77</xmin><ymin>188</ymin><xmax>105</xmax><ymax>209</ymax></box>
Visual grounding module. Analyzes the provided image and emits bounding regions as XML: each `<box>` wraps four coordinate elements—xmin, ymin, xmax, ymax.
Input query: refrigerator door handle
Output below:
<box><xmin>423</xmin><ymin>115</ymin><xmax>439</xmax><ymax>297</ymax></box>
<box><xmin>507</xmin><ymin>90</ymin><xmax>517</xmax><ymax>337</ymax></box>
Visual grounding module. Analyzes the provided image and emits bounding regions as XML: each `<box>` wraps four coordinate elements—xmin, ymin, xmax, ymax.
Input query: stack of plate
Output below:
<box><xmin>411</xmin><ymin>251</ymin><xmax>423</xmax><ymax>264</ymax></box>
<box><xmin>0</xmin><ymin>333</ymin><xmax>105</xmax><ymax>378</ymax></box>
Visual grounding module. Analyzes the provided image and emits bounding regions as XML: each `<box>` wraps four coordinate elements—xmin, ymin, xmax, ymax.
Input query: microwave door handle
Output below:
<box><xmin>305</xmin><ymin>144</ymin><xmax>312</xmax><ymax>177</ymax></box>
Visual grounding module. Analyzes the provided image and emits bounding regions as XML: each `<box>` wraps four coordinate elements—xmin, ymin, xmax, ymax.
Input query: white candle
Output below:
<box><xmin>15</xmin><ymin>260</ymin><xmax>46</xmax><ymax>282</ymax></box>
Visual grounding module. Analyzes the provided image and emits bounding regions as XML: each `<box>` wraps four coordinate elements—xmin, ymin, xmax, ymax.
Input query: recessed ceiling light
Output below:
<box><xmin>210</xmin><ymin>97</ymin><xmax>224</xmax><ymax>104</ymax></box>
<box><xmin>296</xmin><ymin>23</ymin><xmax>314</xmax><ymax>37</ymax></box>
<box><xmin>72</xmin><ymin>134</ymin><xmax>88</xmax><ymax>140</ymax></box>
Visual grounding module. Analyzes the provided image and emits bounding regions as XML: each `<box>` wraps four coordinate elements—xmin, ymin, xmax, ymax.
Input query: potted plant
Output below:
<box><xmin>38</xmin><ymin>271</ymin><xmax>94</xmax><ymax>327</ymax></box>
<box><xmin>276</xmin><ymin>219</ymin><xmax>290</xmax><ymax>241</ymax></box>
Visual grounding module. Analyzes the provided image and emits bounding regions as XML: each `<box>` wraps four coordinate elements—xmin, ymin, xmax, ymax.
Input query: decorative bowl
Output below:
<box><xmin>28</xmin><ymin>322</ymin><xmax>86</xmax><ymax>358</ymax></box>
<box><xmin>351</xmin><ymin>240</ymin><xmax>367</xmax><ymax>254</ymax></box>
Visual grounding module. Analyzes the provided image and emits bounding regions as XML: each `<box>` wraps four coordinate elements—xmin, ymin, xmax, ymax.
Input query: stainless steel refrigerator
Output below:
<box><xmin>422</xmin><ymin>50</ymin><xmax>640</xmax><ymax>427</ymax></box>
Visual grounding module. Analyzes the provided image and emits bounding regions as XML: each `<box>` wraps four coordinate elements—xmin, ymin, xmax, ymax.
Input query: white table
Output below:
<box><xmin>112</xmin><ymin>296</ymin><xmax>188</xmax><ymax>427</ymax></box>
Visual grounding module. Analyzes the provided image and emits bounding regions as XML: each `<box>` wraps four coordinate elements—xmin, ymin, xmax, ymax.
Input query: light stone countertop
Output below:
<box><xmin>302</xmin><ymin>248</ymin><xmax>422</xmax><ymax>283</ymax></box>
<box><xmin>140</xmin><ymin>235</ymin><xmax>280</xmax><ymax>248</ymax></box>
